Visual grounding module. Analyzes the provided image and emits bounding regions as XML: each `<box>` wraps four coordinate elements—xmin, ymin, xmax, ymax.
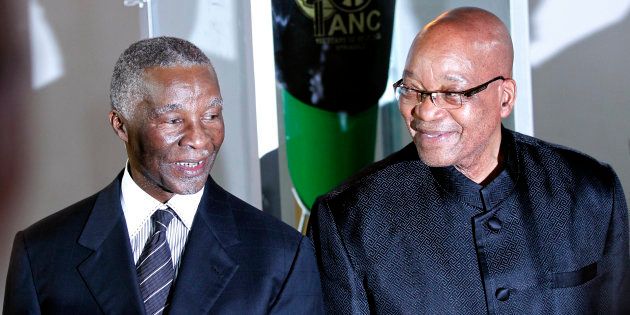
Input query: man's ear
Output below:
<box><xmin>109</xmin><ymin>110</ymin><xmax>128</xmax><ymax>142</ymax></box>
<box><xmin>500</xmin><ymin>78</ymin><xmax>516</xmax><ymax>118</ymax></box>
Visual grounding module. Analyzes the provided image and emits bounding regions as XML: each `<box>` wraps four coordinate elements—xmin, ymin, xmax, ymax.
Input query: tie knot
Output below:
<box><xmin>151</xmin><ymin>208</ymin><xmax>175</xmax><ymax>232</ymax></box>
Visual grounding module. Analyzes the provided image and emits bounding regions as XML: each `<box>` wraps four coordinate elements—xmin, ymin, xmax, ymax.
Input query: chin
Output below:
<box><xmin>420</xmin><ymin>158</ymin><xmax>452</xmax><ymax>168</ymax></box>
<box><xmin>167</xmin><ymin>177</ymin><xmax>208</xmax><ymax>195</ymax></box>
<box><xmin>416</xmin><ymin>149</ymin><xmax>454</xmax><ymax>168</ymax></box>
<box><xmin>175</xmin><ymin>186</ymin><xmax>205</xmax><ymax>195</ymax></box>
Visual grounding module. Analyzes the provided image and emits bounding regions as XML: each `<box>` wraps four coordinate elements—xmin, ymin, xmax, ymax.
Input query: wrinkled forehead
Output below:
<box><xmin>143</xmin><ymin>65</ymin><xmax>218</xmax><ymax>85</ymax></box>
<box><xmin>141</xmin><ymin>66</ymin><xmax>219</xmax><ymax>99</ymax></box>
<box><xmin>131</xmin><ymin>66</ymin><xmax>220</xmax><ymax>112</ymax></box>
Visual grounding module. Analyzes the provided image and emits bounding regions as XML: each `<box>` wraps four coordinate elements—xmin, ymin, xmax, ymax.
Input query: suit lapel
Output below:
<box><xmin>168</xmin><ymin>178</ymin><xmax>240</xmax><ymax>314</ymax></box>
<box><xmin>77</xmin><ymin>173</ymin><xmax>145</xmax><ymax>314</ymax></box>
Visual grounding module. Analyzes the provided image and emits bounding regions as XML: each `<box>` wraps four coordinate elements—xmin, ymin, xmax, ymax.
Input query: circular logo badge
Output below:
<box><xmin>329</xmin><ymin>0</ymin><xmax>371</xmax><ymax>13</ymax></box>
<box><xmin>295</xmin><ymin>0</ymin><xmax>335</xmax><ymax>20</ymax></box>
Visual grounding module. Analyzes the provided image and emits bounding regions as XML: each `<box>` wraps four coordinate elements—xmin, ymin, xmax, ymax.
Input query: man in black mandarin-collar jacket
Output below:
<box><xmin>309</xmin><ymin>7</ymin><xmax>629</xmax><ymax>314</ymax></box>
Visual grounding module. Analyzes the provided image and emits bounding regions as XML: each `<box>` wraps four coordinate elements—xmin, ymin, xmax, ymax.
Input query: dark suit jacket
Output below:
<box><xmin>309</xmin><ymin>128</ymin><xmax>630</xmax><ymax>314</ymax></box>
<box><xmin>4</xmin><ymin>173</ymin><xmax>324</xmax><ymax>314</ymax></box>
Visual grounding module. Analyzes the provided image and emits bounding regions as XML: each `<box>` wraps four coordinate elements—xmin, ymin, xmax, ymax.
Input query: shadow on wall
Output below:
<box><xmin>17</xmin><ymin>0</ymin><xmax>139</xmax><ymax>223</ymax></box>
<box><xmin>0</xmin><ymin>0</ymin><xmax>139</xmax><ymax>310</ymax></box>
<box><xmin>0</xmin><ymin>3</ymin><xmax>29</xmax><ymax>310</ymax></box>
<box><xmin>1</xmin><ymin>0</ymin><xmax>29</xmax><ymax>229</ymax></box>
<box><xmin>530</xmin><ymin>0</ymin><xmax>630</xmax><ymax>206</ymax></box>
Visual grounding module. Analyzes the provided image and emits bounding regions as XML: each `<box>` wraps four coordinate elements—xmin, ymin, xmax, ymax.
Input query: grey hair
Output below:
<box><xmin>110</xmin><ymin>36</ymin><xmax>215</xmax><ymax>118</ymax></box>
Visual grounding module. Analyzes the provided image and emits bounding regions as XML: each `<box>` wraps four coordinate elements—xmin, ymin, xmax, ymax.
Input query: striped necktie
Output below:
<box><xmin>136</xmin><ymin>208</ymin><xmax>176</xmax><ymax>315</ymax></box>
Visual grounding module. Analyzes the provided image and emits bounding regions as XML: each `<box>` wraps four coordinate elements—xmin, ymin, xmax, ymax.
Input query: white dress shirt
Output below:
<box><xmin>120</xmin><ymin>165</ymin><xmax>203</xmax><ymax>278</ymax></box>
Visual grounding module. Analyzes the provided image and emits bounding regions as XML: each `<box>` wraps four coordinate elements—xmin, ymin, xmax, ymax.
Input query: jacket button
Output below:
<box><xmin>495</xmin><ymin>287</ymin><xmax>510</xmax><ymax>301</ymax></box>
<box><xmin>486</xmin><ymin>217</ymin><xmax>502</xmax><ymax>231</ymax></box>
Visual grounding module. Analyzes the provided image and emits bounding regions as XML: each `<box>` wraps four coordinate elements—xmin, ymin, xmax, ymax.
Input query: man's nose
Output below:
<box><xmin>180</xmin><ymin>120</ymin><xmax>209</xmax><ymax>149</ymax></box>
<box><xmin>412</xmin><ymin>94</ymin><xmax>442</xmax><ymax>121</ymax></box>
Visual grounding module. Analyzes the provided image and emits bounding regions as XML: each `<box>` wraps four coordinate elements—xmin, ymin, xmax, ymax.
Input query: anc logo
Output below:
<box><xmin>330</xmin><ymin>0</ymin><xmax>371</xmax><ymax>13</ymax></box>
<box><xmin>295</xmin><ymin>0</ymin><xmax>380</xmax><ymax>45</ymax></box>
<box><xmin>295</xmin><ymin>0</ymin><xmax>373</xmax><ymax>19</ymax></box>
<box><xmin>295</xmin><ymin>0</ymin><xmax>335</xmax><ymax>20</ymax></box>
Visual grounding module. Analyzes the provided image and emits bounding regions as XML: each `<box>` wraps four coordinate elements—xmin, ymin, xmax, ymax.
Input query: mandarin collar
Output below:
<box><xmin>429</xmin><ymin>126</ymin><xmax>519</xmax><ymax>211</ymax></box>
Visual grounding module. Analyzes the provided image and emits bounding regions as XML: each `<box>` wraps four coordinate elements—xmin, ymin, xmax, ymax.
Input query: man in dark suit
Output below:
<box><xmin>309</xmin><ymin>7</ymin><xmax>629</xmax><ymax>314</ymax></box>
<box><xmin>4</xmin><ymin>37</ymin><xmax>324</xmax><ymax>314</ymax></box>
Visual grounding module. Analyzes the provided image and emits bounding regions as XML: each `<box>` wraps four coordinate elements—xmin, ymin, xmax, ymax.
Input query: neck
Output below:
<box><xmin>454</xmin><ymin>130</ymin><xmax>504</xmax><ymax>184</ymax></box>
<box><xmin>128</xmin><ymin>166</ymin><xmax>174</xmax><ymax>203</ymax></box>
<box><xmin>454</xmin><ymin>161</ymin><xmax>500</xmax><ymax>184</ymax></box>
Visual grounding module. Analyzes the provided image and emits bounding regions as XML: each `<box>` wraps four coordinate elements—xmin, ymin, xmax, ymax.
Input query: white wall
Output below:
<box><xmin>149</xmin><ymin>0</ymin><xmax>263</xmax><ymax>209</ymax></box>
<box><xmin>529</xmin><ymin>0</ymin><xmax>630</xmax><ymax>205</ymax></box>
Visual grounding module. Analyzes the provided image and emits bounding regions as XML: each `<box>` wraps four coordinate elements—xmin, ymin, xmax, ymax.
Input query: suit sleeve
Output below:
<box><xmin>603</xmin><ymin>166</ymin><xmax>630</xmax><ymax>314</ymax></box>
<box><xmin>3</xmin><ymin>231</ymin><xmax>42</xmax><ymax>314</ymax></box>
<box><xmin>308</xmin><ymin>197</ymin><xmax>370</xmax><ymax>314</ymax></box>
<box><xmin>268</xmin><ymin>235</ymin><xmax>325</xmax><ymax>315</ymax></box>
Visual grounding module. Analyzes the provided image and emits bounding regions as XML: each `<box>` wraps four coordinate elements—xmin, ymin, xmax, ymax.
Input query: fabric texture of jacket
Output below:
<box><xmin>310</xmin><ymin>128</ymin><xmax>629</xmax><ymax>314</ymax></box>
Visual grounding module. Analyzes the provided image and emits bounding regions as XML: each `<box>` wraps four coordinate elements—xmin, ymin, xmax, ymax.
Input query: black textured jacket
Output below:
<box><xmin>310</xmin><ymin>128</ymin><xmax>629</xmax><ymax>314</ymax></box>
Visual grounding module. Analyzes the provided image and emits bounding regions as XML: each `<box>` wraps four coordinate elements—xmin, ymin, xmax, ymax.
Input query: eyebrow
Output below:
<box><xmin>444</xmin><ymin>75</ymin><xmax>466</xmax><ymax>83</ymax></box>
<box><xmin>150</xmin><ymin>97</ymin><xmax>224</xmax><ymax>117</ymax></box>
<box><xmin>210</xmin><ymin>97</ymin><xmax>223</xmax><ymax>107</ymax></box>
<box><xmin>401</xmin><ymin>71</ymin><xmax>467</xmax><ymax>90</ymax></box>
<box><xmin>151</xmin><ymin>103</ymin><xmax>183</xmax><ymax>116</ymax></box>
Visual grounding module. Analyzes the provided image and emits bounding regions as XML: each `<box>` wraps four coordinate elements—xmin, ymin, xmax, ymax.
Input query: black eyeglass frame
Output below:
<box><xmin>392</xmin><ymin>76</ymin><xmax>507</xmax><ymax>108</ymax></box>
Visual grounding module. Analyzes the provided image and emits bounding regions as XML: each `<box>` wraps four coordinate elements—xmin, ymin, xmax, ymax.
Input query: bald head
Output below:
<box><xmin>417</xmin><ymin>7</ymin><xmax>513</xmax><ymax>77</ymax></box>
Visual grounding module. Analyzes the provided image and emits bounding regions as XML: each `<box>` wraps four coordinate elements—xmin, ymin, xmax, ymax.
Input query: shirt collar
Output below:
<box><xmin>121</xmin><ymin>164</ymin><xmax>203</xmax><ymax>236</ymax></box>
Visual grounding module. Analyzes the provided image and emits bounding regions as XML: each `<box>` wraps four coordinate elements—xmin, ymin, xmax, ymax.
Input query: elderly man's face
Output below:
<box><xmin>399</xmin><ymin>32</ymin><xmax>513</xmax><ymax>177</ymax></box>
<box><xmin>112</xmin><ymin>65</ymin><xmax>224</xmax><ymax>202</ymax></box>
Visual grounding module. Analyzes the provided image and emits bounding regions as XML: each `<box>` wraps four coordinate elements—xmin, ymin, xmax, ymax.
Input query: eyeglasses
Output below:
<box><xmin>393</xmin><ymin>76</ymin><xmax>506</xmax><ymax>109</ymax></box>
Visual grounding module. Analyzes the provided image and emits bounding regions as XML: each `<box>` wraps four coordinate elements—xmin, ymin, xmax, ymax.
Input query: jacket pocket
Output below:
<box><xmin>549</xmin><ymin>261</ymin><xmax>598</xmax><ymax>289</ymax></box>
